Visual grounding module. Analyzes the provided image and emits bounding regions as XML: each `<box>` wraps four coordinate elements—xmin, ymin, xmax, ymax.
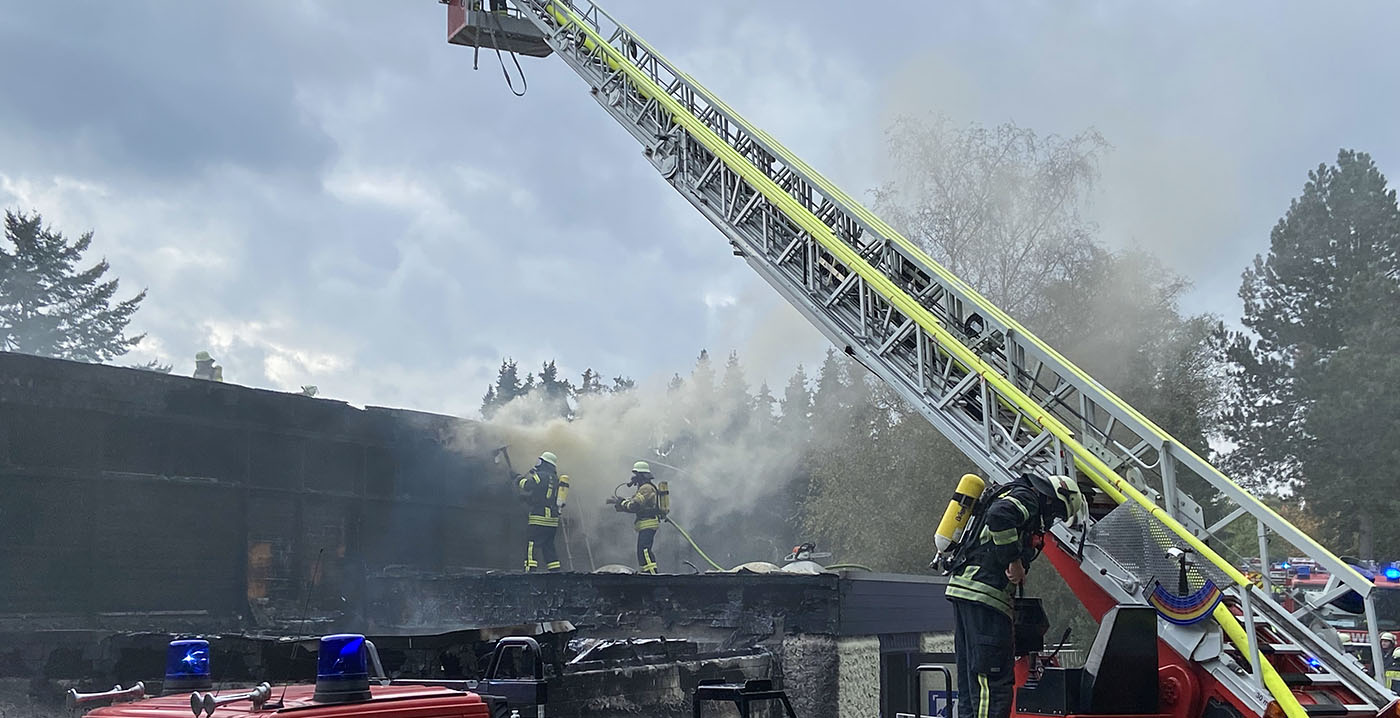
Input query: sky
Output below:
<box><xmin>2</xmin><ymin>1</ymin><xmax>1397</xmax><ymax>418</ymax></box>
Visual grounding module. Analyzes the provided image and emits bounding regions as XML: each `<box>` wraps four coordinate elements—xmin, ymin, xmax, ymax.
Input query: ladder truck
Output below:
<box><xmin>439</xmin><ymin>3</ymin><xmax>1398</xmax><ymax>718</ymax></box>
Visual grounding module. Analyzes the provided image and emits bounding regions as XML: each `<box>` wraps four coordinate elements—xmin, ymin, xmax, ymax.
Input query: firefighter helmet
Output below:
<box><xmin>539</xmin><ymin>451</ymin><xmax>557</xmax><ymax>466</ymax></box>
<box><xmin>1028</xmin><ymin>474</ymin><xmax>1088</xmax><ymax>529</ymax></box>
<box><xmin>1382</xmin><ymin>632</ymin><xmax>1395</xmax><ymax>643</ymax></box>
<box><xmin>633</xmin><ymin>460</ymin><xmax>651</xmax><ymax>474</ymax></box>
<box><xmin>195</xmin><ymin>351</ymin><xmax>214</xmax><ymax>362</ymax></box>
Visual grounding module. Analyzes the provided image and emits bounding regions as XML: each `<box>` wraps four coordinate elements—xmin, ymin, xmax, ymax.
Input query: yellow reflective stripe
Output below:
<box><xmin>1005</xmin><ymin>496</ymin><xmax>1030</xmax><ymax>521</ymax></box>
<box><xmin>977</xmin><ymin>674</ymin><xmax>989</xmax><ymax>718</ymax></box>
<box><xmin>990</xmin><ymin>527</ymin><xmax>1019</xmax><ymax>546</ymax></box>
<box><xmin>947</xmin><ymin>578</ymin><xmax>1012</xmax><ymax>614</ymax></box>
<box><xmin>546</xmin><ymin>561</ymin><xmax>561</xmax><ymax>570</ymax></box>
<box><xmin>635</xmin><ymin>518</ymin><xmax>660</xmax><ymax>530</ymax></box>
<box><xmin>528</xmin><ymin>515</ymin><xmax>560</xmax><ymax>527</ymax></box>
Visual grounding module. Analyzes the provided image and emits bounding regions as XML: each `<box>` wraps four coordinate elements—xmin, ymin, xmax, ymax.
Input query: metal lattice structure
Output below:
<box><xmin>442</xmin><ymin>3</ymin><xmax>1397</xmax><ymax>717</ymax></box>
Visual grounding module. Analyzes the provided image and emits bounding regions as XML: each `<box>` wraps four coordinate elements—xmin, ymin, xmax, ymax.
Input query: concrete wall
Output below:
<box><xmin>0</xmin><ymin>351</ymin><xmax>513</xmax><ymax>632</ymax></box>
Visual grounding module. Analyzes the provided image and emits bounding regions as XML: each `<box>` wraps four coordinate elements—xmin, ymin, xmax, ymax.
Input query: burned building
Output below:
<box><xmin>0</xmin><ymin>352</ymin><xmax>953</xmax><ymax>717</ymax></box>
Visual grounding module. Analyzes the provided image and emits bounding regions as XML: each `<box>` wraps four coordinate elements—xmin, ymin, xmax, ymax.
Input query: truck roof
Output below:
<box><xmin>84</xmin><ymin>685</ymin><xmax>488</xmax><ymax>718</ymax></box>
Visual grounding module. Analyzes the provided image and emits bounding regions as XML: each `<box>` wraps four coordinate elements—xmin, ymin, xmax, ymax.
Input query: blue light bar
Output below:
<box><xmin>163</xmin><ymin>639</ymin><xmax>212</xmax><ymax>694</ymax></box>
<box><xmin>1384</xmin><ymin>566</ymin><xmax>1399</xmax><ymax>581</ymax></box>
<box><xmin>313</xmin><ymin>634</ymin><xmax>371</xmax><ymax>704</ymax></box>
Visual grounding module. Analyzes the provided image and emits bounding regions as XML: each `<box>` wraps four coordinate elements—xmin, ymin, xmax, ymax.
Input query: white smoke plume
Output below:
<box><xmin>452</xmin><ymin>368</ymin><xmax>807</xmax><ymax>571</ymax></box>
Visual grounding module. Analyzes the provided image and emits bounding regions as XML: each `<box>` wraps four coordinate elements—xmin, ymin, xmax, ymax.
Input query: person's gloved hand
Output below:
<box><xmin>1006</xmin><ymin>559</ymin><xmax>1026</xmax><ymax>585</ymax></box>
<box><xmin>605</xmin><ymin>496</ymin><xmax>620</xmax><ymax>505</ymax></box>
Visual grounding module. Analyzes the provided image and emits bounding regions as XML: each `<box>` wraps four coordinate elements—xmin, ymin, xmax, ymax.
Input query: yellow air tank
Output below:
<box><xmin>934</xmin><ymin>473</ymin><xmax>987</xmax><ymax>553</ymax></box>
<box><xmin>657</xmin><ymin>481</ymin><xmax>670</xmax><ymax>517</ymax></box>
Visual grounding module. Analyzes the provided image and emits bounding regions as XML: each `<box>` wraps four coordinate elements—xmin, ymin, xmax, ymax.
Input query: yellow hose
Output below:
<box><xmin>664</xmin><ymin>518</ymin><xmax>725</xmax><ymax>571</ymax></box>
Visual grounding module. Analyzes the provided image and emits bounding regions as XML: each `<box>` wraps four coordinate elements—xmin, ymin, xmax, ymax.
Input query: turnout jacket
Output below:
<box><xmin>519</xmin><ymin>465</ymin><xmax>568</xmax><ymax>527</ymax></box>
<box><xmin>946</xmin><ymin>478</ymin><xmax>1045</xmax><ymax>616</ymax></box>
<box><xmin>618</xmin><ymin>480</ymin><xmax>661</xmax><ymax>531</ymax></box>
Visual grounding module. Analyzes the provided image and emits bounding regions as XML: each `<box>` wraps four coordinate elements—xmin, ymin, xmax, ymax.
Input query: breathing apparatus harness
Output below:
<box><xmin>933</xmin><ymin>479</ymin><xmax>1049</xmax><ymax>575</ymax></box>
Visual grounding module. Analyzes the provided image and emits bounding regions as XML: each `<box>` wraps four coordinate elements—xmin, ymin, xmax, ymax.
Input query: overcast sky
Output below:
<box><xmin>2</xmin><ymin>2</ymin><xmax>1397</xmax><ymax>417</ymax></box>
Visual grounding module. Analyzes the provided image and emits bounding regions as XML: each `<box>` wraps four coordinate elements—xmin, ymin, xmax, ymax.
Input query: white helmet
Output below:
<box><xmin>539</xmin><ymin>451</ymin><xmax>558</xmax><ymax>466</ymax></box>
<box><xmin>1035</xmin><ymin>475</ymin><xmax>1088</xmax><ymax>529</ymax></box>
<box><xmin>1381</xmin><ymin>631</ymin><xmax>1395</xmax><ymax>643</ymax></box>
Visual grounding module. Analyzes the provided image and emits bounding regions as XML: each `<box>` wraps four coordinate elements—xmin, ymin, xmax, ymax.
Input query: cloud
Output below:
<box><xmin>4</xmin><ymin>1</ymin><xmax>1397</xmax><ymax>422</ymax></box>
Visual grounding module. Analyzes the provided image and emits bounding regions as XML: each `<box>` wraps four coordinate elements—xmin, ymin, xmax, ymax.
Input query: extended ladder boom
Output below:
<box><xmin>442</xmin><ymin>3</ymin><xmax>1396</xmax><ymax>717</ymax></box>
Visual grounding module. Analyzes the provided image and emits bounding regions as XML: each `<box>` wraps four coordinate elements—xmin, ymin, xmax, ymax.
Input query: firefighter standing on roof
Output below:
<box><xmin>607</xmin><ymin>461</ymin><xmax>661</xmax><ymax>574</ymax></box>
<box><xmin>945</xmin><ymin>473</ymin><xmax>1087</xmax><ymax>718</ymax></box>
<box><xmin>518</xmin><ymin>451</ymin><xmax>568</xmax><ymax>572</ymax></box>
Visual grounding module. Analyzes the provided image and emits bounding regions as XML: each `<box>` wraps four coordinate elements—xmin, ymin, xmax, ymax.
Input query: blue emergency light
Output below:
<box><xmin>312</xmin><ymin>634</ymin><xmax>372</xmax><ymax>704</ymax></box>
<box><xmin>1383</xmin><ymin>566</ymin><xmax>1399</xmax><ymax>581</ymax></box>
<box><xmin>163</xmin><ymin>639</ymin><xmax>212</xmax><ymax>694</ymax></box>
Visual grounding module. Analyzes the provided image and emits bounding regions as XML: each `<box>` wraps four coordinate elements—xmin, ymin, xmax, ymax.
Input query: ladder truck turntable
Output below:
<box><xmin>439</xmin><ymin>3</ymin><xmax>1399</xmax><ymax>718</ymax></box>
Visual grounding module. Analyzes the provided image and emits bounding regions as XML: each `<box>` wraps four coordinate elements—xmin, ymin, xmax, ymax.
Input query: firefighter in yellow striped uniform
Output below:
<box><xmin>607</xmin><ymin>461</ymin><xmax>661</xmax><ymax>574</ymax></box>
<box><xmin>945</xmin><ymin>474</ymin><xmax>1087</xmax><ymax>718</ymax></box>
<box><xmin>518</xmin><ymin>451</ymin><xmax>567</xmax><ymax>572</ymax></box>
<box><xmin>1381</xmin><ymin>632</ymin><xmax>1400</xmax><ymax>692</ymax></box>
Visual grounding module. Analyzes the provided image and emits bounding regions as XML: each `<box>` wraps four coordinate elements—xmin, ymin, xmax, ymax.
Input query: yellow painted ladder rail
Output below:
<box><xmin>442</xmin><ymin>2</ymin><xmax>1398</xmax><ymax>717</ymax></box>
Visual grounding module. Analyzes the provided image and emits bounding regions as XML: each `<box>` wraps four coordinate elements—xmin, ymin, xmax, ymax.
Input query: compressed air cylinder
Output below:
<box><xmin>657</xmin><ymin>481</ymin><xmax>670</xmax><ymax>517</ymax></box>
<box><xmin>934</xmin><ymin>473</ymin><xmax>987</xmax><ymax>553</ymax></box>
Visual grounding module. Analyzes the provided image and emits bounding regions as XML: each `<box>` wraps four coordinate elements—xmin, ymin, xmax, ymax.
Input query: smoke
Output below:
<box><xmin>451</xmin><ymin>367</ymin><xmax>808</xmax><ymax>570</ymax></box>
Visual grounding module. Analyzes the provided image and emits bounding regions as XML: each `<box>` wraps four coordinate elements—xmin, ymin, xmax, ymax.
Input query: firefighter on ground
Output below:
<box><xmin>518</xmin><ymin>451</ymin><xmax>568</xmax><ymax>572</ymax></box>
<box><xmin>945</xmin><ymin>473</ymin><xmax>1088</xmax><ymax>718</ymax></box>
<box><xmin>607</xmin><ymin>461</ymin><xmax>661</xmax><ymax>574</ymax></box>
<box><xmin>1381</xmin><ymin>632</ymin><xmax>1400</xmax><ymax>691</ymax></box>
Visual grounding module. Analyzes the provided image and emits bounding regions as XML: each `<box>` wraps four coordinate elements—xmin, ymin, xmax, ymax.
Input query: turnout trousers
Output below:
<box><xmin>636</xmin><ymin>527</ymin><xmax>657</xmax><ymax>574</ymax></box>
<box><xmin>952</xmin><ymin>597</ymin><xmax>1014</xmax><ymax>718</ymax></box>
<box><xmin>524</xmin><ymin>524</ymin><xmax>560</xmax><ymax>572</ymax></box>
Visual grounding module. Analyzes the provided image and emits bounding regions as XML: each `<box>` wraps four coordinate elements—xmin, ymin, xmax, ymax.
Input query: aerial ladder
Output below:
<box><xmin>439</xmin><ymin>3</ymin><xmax>1398</xmax><ymax>718</ymax></box>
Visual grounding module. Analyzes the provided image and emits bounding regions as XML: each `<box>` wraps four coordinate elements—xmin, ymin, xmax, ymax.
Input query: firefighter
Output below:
<box><xmin>1381</xmin><ymin>632</ymin><xmax>1400</xmax><ymax>690</ymax></box>
<box><xmin>193</xmin><ymin>351</ymin><xmax>222</xmax><ymax>381</ymax></box>
<box><xmin>607</xmin><ymin>461</ymin><xmax>661</xmax><ymax>574</ymax></box>
<box><xmin>518</xmin><ymin>451</ymin><xmax>563</xmax><ymax>572</ymax></box>
<box><xmin>945</xmin><ymin>473</ymin><xmax>1087</xmax><ymax>718</ymax></box>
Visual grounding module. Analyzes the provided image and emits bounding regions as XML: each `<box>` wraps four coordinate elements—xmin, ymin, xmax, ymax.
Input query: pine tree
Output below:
<box><xmin>1</xmin><ymin>210</ymin><xmax>147</xmax><ymax>362</ymax></box>
<box><xmin>719</xmin><ymin>350</ymin><xmax>752</xmax><ymax>438</ymax></box>
<box><xmin>611</xmin><ymin>375</ymin><xmax>636</xmax><ymax>393</ymax></box>
<box><xmin>778</xmin><ymin>364</ymin><xmax>812</xmax><ymax>439</ymax></box>
<box><xmin>535</xmin><ymin>360</ymin><xmax>573</xmax><ymax>419</ymax></box>
<box><xmin>481</xmin><ymin>358</ymin><xmax>525</xmax><ymax>419</ymax></box>
<box><xmin>753</xmin><ymin>382</ymin><xmax>778</xmax><ymax>428</ymax></box>
<box><xmin>1223</xmin><ymin>149</ymin><xmax>1400</xmax><ymax>558</ymax></box>
<box><xmin>578</xmin><ymin>368</ymin><xmax>605</xmax><ymax>396</ymax></box>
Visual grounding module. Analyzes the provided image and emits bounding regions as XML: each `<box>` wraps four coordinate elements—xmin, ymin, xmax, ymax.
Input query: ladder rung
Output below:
<box><xmin>1304</xmin><ymin>705</ymin><xmax>1381</xmax><ymax>717</ymax></box>
<box><xmin>1279</xmin><ymin>673</ymin><xmax>1343</xmax><ymax>687</ymax></box>
<box><xmin>1262</xmin><ymin>643</ymin><xmax>1306</xmax><ymax>655</ymax></box>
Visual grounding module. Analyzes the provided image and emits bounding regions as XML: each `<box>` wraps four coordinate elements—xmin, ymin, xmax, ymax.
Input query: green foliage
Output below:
<box><xmin>481</xmin><ymin>357</ymin><xmax>634</xmax><ymax>420</ymax></box>
<box><xmin>0</xmin><ymin>210</ymin><xmax>146</xmax><ymax>362</ymax></box>
<box><xmin>1223</xmin><ymin>150</ymin><xmax>1400</xmax><ymax>558</ymax></box>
